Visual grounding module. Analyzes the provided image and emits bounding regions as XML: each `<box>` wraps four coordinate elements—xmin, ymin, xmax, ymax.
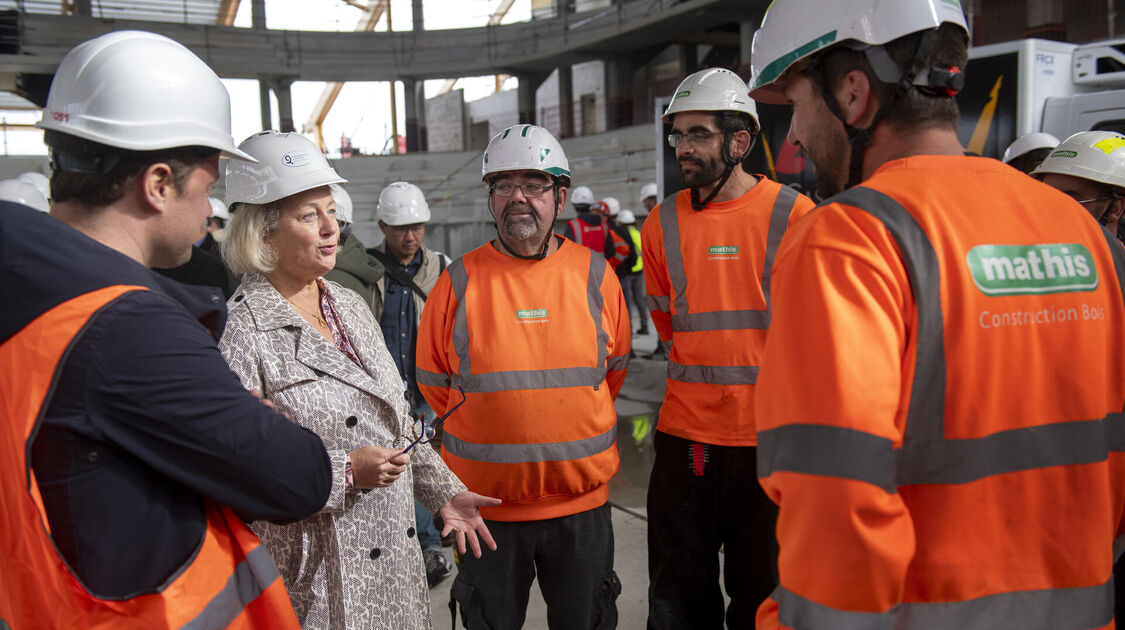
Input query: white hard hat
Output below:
<box><xmin>572</xmin><ymin>185</ymin><xmax>595</xmax><ymax>206</ymax></box>
<box><xmin>1031</xmin><ymin>131</ymin><xmax>1125</xmax><ymax>189</ymax></box>
<box><xmin>37</xmin><ymin>31</ymin><xmax>252</xmax><ymax>160</ymax></box>
<box><xmin>0</xmin><ymin>179</ymin><xmax>50</xmax><ymax>213</ymax></box>
<box><xmin>1002</xmin><ymin>132</ymin><xmax>1060</xmax><ymax>164</ymax></box>
<box><xmin>662</xmin><ymin>68</ymin><xmax>759</xmax><ymax>132</ymax></box>
<box><xmin>224</xmin><ymin>131</ymin><xmax>346</xmax><ymax>205</ymax></box>
<box><xmin>17</xmin><ymin>172</ymin><xmax>50</xmax><ymax>202</ymax></box>
<box><xmin>482</xmin><ymin>124</ymin><xmax>570</xmax><ymax>186</ymax></box>
<box><xmin>329</xmin><ymin>183</ymin><xmax>353</xmax><ymax>224</ymax></box>
<box><xmin>602</xmin><ymin>196</ymin><xmax>621</xmax><ymax>217</ymax></box>
<box><xmin>377</xmin><ymin>181</ymin><xmax>431</xmax><ymax>225</ymax></box>
<box><xmin>618</xmin><ymin>209</ymin><xmax>636</xmax><ymax>225</ymax></box>
<box><xmin>208</xmin><ymin>197</ymin><xmax>229</xmax><ymax>221</ymax></box>
<box><xmin>749</xmin><ymin>0</ymin><xmax>969</xmax><ymax>104</ymax></box>
<box><xmin>639</xmin><ymin>183</ymin><xmax>658</xmax><ymax>203</ymax></box>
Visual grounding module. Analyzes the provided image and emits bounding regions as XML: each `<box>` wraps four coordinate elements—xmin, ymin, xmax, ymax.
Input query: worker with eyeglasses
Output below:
<box><xmin>417</xmin><ymin>124</ymin><xmax>631</xmax><ymax>629</ymax></box>
<box><xmin>640</xmin><ymin>67</ymin><xmax>815</xmax><ymax>630</ymax></box>
<box><xmin>1033</xmin><ymin>130</ymin><xmax>1125</xmax><ymax>245</ymax></box>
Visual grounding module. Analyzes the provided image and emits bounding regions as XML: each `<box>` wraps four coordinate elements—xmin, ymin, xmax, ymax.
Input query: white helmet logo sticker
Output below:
<box><xmin>282</xmin><ymin>151</ymin><xmax>311</xmax><ymax>167</ymax></box>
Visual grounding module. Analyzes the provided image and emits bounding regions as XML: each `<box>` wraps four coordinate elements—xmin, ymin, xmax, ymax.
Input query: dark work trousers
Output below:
<box><xmin>450</xmin><ymin>503</ymin><xmax>621</xmax><ymax>630</ymax></box>
<box><xmin>620</xmin><ymin>272</ymin><xmax>649</xmax><ymax>332</ymax></box>
<box><xmin>647</xmin><ymin>430</ymin><xmax>779</xmax><ymax>629</ymax></box>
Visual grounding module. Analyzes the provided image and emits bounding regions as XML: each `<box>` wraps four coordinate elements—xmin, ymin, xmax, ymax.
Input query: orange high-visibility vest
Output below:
<box><xmin>0</xmin><ymin>285</ymin><xmax>300</xmax><ymax>630</ymax></box>
<box><xmin>641</xmin><ymin>178</ymin><xmax>814</xmax><ymax>446</ymax></box>
<box><xmin>416</xmin><ymin>239</ymin><xmax>630</xmax><ymax>521</ymax></box>
<box><xmin>756</xmin><ymin>156</ymin><xmax>1125</xmax><ymax>629</ymax></box>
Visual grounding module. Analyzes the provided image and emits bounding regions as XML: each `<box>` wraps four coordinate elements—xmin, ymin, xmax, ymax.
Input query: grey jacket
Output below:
<box><xmin>219</xmin><ymin>273</ymin><xmax>466</xmax><ymax>630</ymax></box>
<box><xmin>371</xmin><ymin>242</ymin><xmax>445</xmax><ymax>323</ymax></box>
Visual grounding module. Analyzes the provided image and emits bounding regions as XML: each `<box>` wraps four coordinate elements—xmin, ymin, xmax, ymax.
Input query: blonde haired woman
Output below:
<box><xmin>219</xmin><ymin>130</ymin><xmax>498</xmax><ymax>630</ymax></box>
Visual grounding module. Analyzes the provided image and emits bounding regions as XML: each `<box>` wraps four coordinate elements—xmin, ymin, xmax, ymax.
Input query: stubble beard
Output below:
<box><xmin>500</xmin><ymin>201</ymin><xmax>545</xmax><ymax>243</ymax></box>
<box><xmin>679</xmin><ymin>155</ymin><xmax>725</xmax><ymax>190</ymax></box>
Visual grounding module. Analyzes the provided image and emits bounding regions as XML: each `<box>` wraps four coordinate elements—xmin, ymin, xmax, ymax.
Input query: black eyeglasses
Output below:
<box><xmin>401</xmin><ymin>386</ymin><xmax>466</xmax><ymax>454</ymax></box>
<box><xmin>667</xmin><ymin>129</ymin><xmax>720</xmax><ymax>148</ymax></box>
<box><xmin>490</xmin><ymin>181</ymin><xmax>552</xmax><ymax>198</ymax></box>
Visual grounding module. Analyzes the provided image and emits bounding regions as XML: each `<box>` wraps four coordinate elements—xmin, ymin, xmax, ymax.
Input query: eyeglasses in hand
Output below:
<box><xmin>401</xmin><ymin>386</ymin><xmax>466</xmax><ymax>454</ymax></box>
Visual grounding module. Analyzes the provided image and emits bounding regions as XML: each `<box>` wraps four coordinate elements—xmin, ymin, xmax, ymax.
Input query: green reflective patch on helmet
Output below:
<box><xmin>540</xmin><ymin>148</ymin><xmax>550</xmax><ymax>162</ymax></box>
<box><xmin>521</xmin><ymin>126</ymin><xmax>531</xmax><ymax>137</ymax></box>
<box><xmin>750</xmin><ymin>30</ymin><xmax>838</xmax><ymax>91</ymax></box>
<box><xmin>543</xmin><ymin>166</ymin><xmax>570</xmax><ymax>178</ymax></box>
<box><xmin>501</xmin><ymin>128</ymin><xmax>511</xmax><ymax>139</ymax></box>
<box><xmin>1050</xmin><ymin>150</ymin><xmax>1078</xmax><ymax>158</ymax></box>
<box><xmin>483</xmin><ymin>153</ymin><xmax>489</xmax><ymax>164</ymax></box>
<box><xmin>674</xmin><ymin>90</ymin><xmax>691</xmax><ymax>99</ymax></box>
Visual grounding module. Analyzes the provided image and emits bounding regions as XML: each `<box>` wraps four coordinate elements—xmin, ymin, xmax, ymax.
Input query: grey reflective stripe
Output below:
<box><xmin>446</xmin><ymin>254</ymin><xmax>609</xmax><ymax>393</ymax></box>
<box><xmin>416</xmin><ymin>367</ymin><xmax>450</xmax><ymax>388</ymax></box>
<box><xmin>660</xmin><ymin>185</ymin><xmax>798</xmax><ymax>332</ymax></box>
<box><xmin>607</xmin><ymin>354</ymin><xmax>629</xmax><ymax>372</ymax></box>
<box><xmin>757</xmin><ymin>424</ymin><xmax>897</xmax><ymax>493</ymax></box>
<box><xmin>180</xmin><ymin>545</ymin><xmax>280</xmax><ymax>630</ymax></box>
<box><xmin>772</xmin><ymin>580</ymin><xmax>1113</xmax><ymax>630</ymax></box>
<box><xmin>647</xmin><ymin>294</ymin><xmax>670</xmax><ymax>313</ymax></box>
<box><xmin>453</xmin><ymin>367</ymin><xmax>608</xmax><ymax>393</ymax></box>
<box><xmin>444</xmin><ymin>426</ymin><xmax>616</xmax><ymax>464</ymax></box>
<box><xmin>667</xmin><ymin>361</ymin><xmax>758</xmax><ymax>385</ymax></box>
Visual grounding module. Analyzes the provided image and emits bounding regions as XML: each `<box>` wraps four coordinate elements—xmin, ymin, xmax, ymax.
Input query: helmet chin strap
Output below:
<box><xmin>808</xmin><ymin>29</ymin><xmax>941</xmax><ymax>191</ymax></box>
<box><xmin>689</xmin><ymin>134</ymin><xmax>757</xmax><ymax>211</ymax></box>
<box><xmin>491</xmin><ymin>181</ymin><xmax>561</xmax><ymax>261</ymax></box>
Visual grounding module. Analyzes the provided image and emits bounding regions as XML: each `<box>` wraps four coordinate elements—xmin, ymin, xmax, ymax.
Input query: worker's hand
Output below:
<box><xmin>349</xmin><ymin>445</ymin><xmax>409</xmax><ymax>489</ymax></box>
<box><xmin>438</xmin><ymin>491</ymin><xmax>502</xmax><ymax>558</ymax></box>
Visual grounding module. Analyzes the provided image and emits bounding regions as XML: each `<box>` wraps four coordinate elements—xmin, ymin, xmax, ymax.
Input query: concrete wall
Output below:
<box><xmin>536</xmin><ymin>61</ymin><xmax>606</xmax><ymax>138</ymax></box>
<box><xmin>466</xmin><ymin>90</ymin><xmax>520</xmax><ymax>151</ymax></box>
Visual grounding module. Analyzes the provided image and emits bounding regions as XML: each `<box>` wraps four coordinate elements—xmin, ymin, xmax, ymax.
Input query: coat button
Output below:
<box><xmin>234</xmin><ymin>294</ymin><xmax>244</xmax><ymax>302</ymax></box>
<box><xmin>369</xmin><ymin>548</ymin><xmax>381</xmax><ymax>560</ymax></box>
<box><xmin>346</xmin><ymin>416</ymin><xmax>358</xmax><ymax>427</ymax></box>
<box><xmin>86</xmin><ymin>451</ymin><xmax>99</xmax><ymax>462</ymax></box>
<box><xmin>407</xmin><ymin>527</ymin><xmax>416</xmax><ymax>538</ymax></box>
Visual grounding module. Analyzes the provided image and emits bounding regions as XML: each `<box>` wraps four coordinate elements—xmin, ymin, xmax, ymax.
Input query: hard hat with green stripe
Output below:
<box><xmin>481</xmin><ymin>124</ymin><xmax>571</xmax><ymax>185</ymax></box>
<box><xmin>482</xmin><ymin>124</ymin><xmax>571</xmax><ymax>186</ymax></box>
<box><xmin>748</xmin><ymin>0</ymin><xmax>969</xmax><ymax>105</ymax></box>
<box><xmin>662</xmin><ymin>68</ymin><xmax>759</xmax><ymax>132</ymax></box>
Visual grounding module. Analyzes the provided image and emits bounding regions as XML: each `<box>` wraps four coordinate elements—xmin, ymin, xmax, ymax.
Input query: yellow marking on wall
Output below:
<box><xmin>967</xmin><ymin>76</ymin><xmax>1003</xmax><ymax>155</ymax></box>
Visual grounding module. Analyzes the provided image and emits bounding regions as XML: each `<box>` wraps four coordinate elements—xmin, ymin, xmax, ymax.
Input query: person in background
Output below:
<box><xmin>1002</xmin><ymin>131</ymin><xmax>1059</xmax><ymax>175</ymax></box>
<box><xmin>324</xmin><ymin>182</ymin><xmax>387</xmax><ymax>315</ymax></box>
<box><xmin>639</xmin><ymin>182</ymin><xmax>659</xmax><ymax>213</ymax></box>
<box><xmin>365</xmin><ymin>180</ymin><xmax>454</xmax><ymax>588</ymax></box>
<box><xmin>0</xmin><ymin>31</ymin><xmax>334</xmax><ymax>628</ymax></box>
<box><xmin>16</xmin><ymin>171</ymin><xmax>50</xmax><ymax>206</ymax></box>
<box><xmin>616</xmin><ymin>209</ymin><xmax>649</xmax><ymax>335</ymax></box>
<box><xmin>602</xmin><ymin>196</ymin><xmax>636</xmax><ymax>274</ymax></box>
<box><xmin>419</xmin><ymin>124</ymin><xmax>629</xmax><ymax>629</ymax></box>
<box><xmin>220</xmin><ymin>130</ymin><xmax>498</xmax><ymax>630</ymax></box>
<box><xmin>749</xmin><ymin>0</ymin><xmax>1125</xmax><ymax>626</ymax></box>
<box><xmin>1032</xmin><ymin>130</ymin><xmax>1125</xmax><ymax>243</ymax></box>
<box><xmin>0</xmin><ymin>178</ymin><xmax>49</xmax><ymax>212</ymax></box>
<box><xmin>642</xmin><ymin>67</ymin><xmax>814</xmax><ymax>630</ymax></box>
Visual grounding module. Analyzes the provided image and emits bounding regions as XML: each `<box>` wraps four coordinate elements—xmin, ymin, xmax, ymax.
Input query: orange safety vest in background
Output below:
<box><xmin>756</xmin><ymin>156</ymin><xmax>1125</xmax><ymax>629</ymax></box>
<box><xmin>641</xmin><ymin>178</ymin><xmax>814</xmax><ymax>446</ymax></box>
<box><xmin>416</xmin><ymin>239</ymin><xmax>630</xmax><ymax>522</ymax></box>
<box><xmin>0</xmin><ymin>286</ymin><xmax>299</xmax><ymax>630</ymax></box>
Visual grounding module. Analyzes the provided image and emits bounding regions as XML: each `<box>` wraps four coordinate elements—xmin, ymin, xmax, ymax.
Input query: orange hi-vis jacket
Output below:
<box><xmin>417</xmin><ymin>238</ymin><xmax>630</xmax><ymax>521</ymax></box>
<box><xmin>756</xmin><ymin>156</ymin><xmax>1125</xmax><ymax>629</ymax></box>
<box><xmin>641</xmin><ymin>177</ymin><xmax>814</xmax><ymax>446</ymax></box>
<box><xmin>0</xmin><ymin>285</ymin><xmax>299</xmax><ymax>629</ymax></box>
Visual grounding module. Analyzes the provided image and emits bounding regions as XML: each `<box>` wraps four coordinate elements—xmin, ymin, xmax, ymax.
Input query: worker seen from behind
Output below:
<box><xmin>1002</xmin><ymin>131</ymin><xmax>1059</xmax><ymax>175</ymax></box>
<box><xmin>1032</xmin><ymin>130</ymin><xmax>1125</xmax><ymax>244</ymax></box>
<box><xmin>563</xmin><ymin>184</ymin><xmax>610</xmax><ymax>253</ymax></box>
<box><xmin>418</xmin><ymin>124</ymin><xmax>630</xmax><ymax>629</ymax></box>
<box><xmin>749</xmin><ymin>0</ymin><xmax>1125</xmax><ymax>627</ymax></box>
<box><xmin>642</xmin><ymin>67</ymin><xmax>814</xmax><ymax>629</ymax></box>
<box><xmin>368</xmin><ymin>180</ymin><xmax>455</xmax><ymax>587</ymax></box>
<box><xmin>0</xmin><ymin>31</ymin><xmax>334</xmax><ymax>627</ymax></box>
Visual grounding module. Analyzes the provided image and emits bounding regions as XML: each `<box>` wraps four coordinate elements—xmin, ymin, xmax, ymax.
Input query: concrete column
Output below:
<box><xmin>251</xmin><ymin>0</ymin><xmax>266</xmax><ymax>30</ymax></box>
<box><xmin>258</xmin><ymin>79</ymin><xmax>272</xmax><ymax>131</ymax></box>
<box><xmin>740</xmin><ymin>21</ymin><xmax>754</xmax><ymax>67</ymax></box>
<box><xmin>517</xmin><ymin>75</ymin><xmax>537</xmax><ymax>125</ymax></box>
<box><xmin>74</xmin><ymin>0</ymin><xmax>92</xmax><ymax>17</ymax></box>
<box><xmin>404</xmin><ymin>79</ymin><xmax>427</xmax><ymax>152</ymax></box>
<box><xmin>413</xmin><ymin>0</ymin><xmax>424</xmax><ymax>32</ymax></box>
<box><xmin>604</xmin><ymin>57</ymin><xmax>634</xmax><ymax>131</ymax></box>
<box><xmin>680</xmin><ymin>43</ymin><xmax>699</xmax><ymax>75</ymax></box>
<box><xmin>558</xmin><ymin>66</ymin><xmax>574</xmax><ymax>139</ymax></box>
<box><xmin>274</xmin><ymin>79</ymin><xmax>295</xmax><ymax>132</ymax></box>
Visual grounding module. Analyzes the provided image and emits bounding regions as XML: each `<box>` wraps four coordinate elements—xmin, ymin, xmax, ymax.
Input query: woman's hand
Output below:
<box><xmin>349</xmin><ymin>445</ymin><xmax>410</xmax><ymax>489</ymax></box>
<box><xmin>438</xmin><ymin>491</ymin><xmax>502</xmax><ymax>558</ymax></box>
